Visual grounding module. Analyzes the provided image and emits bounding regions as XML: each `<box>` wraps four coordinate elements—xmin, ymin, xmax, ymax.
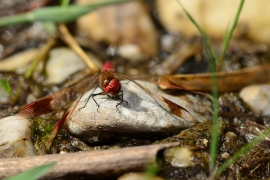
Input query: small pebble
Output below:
<box><xmin>0</xmin><ymin>116</ymin><xmax>37</xmax><ymax>158</ymax></box>
<box><xmin>46</xmin><ymin>47</ymin><xmax>87</xmax><ymax>84</ymax></box>
<box><xmin>164</xmin><ymin>147</ymin><xmax>194</xmax><ymax>167</ymax></box>
<box><xmin>240</xmin><ymin>84</ymin><xmax>270</xmax><ymax>115</ymax></box>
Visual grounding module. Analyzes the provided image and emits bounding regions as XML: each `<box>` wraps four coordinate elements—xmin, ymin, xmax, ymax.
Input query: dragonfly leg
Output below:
<box><xmin>91</xmin><ymin>92</ymin><xmax>103</xmax><ymax>112</ymax></box>
<box><xmin>79</xmin><ymin>87</ymin><xmax>101</xmax><ymax>111</ymax></box>
<box><xmin>115</xmin><ymin>90</ymin><xmax>128</xmax><ymax>110</ymax></box>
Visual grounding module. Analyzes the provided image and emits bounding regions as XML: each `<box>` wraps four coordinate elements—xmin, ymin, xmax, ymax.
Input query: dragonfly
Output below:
<box><xmin>18</xmin><ymin>61</ymin><xmax>196</xmax><ymax>142</ymax></box>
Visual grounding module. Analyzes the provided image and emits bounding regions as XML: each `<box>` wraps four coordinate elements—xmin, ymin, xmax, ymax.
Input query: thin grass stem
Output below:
<box><xmin>5</xmin><ymin>162</ymin><xmax>55</xmax><ymax>180</ymax></box>
<box><xmin>220</xmin><ymin>0</ymin><xmax>245</xmax><ymax>63</ymax></box>
<box><xmin>215</xmin><ymin>127</ymin><xmax>270</xmax><ymax>176</ymax></box>
<box><xmin>201</xmin><ymin>35</ymin><xmax>220</xmax><ymax>170</ymax></box>
<box><xmin>175</xmin><ymin>0</ymin><xmax>219</xmax><ymax>65</ymax></box>
<box><xmin>24</xmin><ymin>37</ymin><xmax>56</xmax><ymax>79</ymax></box>
<box><xmin>175</xmin><ymin>0</ymin><xmax>220</xmax><ymax>171</ymax></box>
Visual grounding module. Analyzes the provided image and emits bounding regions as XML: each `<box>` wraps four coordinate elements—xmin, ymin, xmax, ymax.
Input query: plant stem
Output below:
<box><xmin>24</xmin><ymin>37</ymin><xmax>56</xmax><ymax>79</ymax></box>
<box><xmin>219</xmin><ymin>0</ymin><xmax>245</xmax><ymax>63</ymax></box>
<box><xmin>58</xmin><ymin>24</ymin><xmax>99</xmax><ymax>73</ymax></box>
<box><xmin>209</xmin><ymin>73</ymin><xmax>219</xmax><ymax>170</ymax></box>
<box><xmin>175</xmin><ymin>0</ymin><xmax>221</xmax><ymax>172</ymax></box>
<box><xmin>175</xmin><ymin>0</ymin><xmax>219</xmax><ymax>66</ymax></box>
<box><xmin>201</xmin><ymin>35</ymin><xmax>220</xmax><ymax>171</ymax></box>
<box><xmin>215</xmin><ymin>127</ymin><xmax>270</xmax><ymax>176</ymax></box>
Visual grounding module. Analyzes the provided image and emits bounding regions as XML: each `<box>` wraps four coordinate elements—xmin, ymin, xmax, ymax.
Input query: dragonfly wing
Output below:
<box><xmin>18</xmin><ymin>73</ymin><xmax>100</xmax><ymax>118</ymax></box>
<box><xmin>18</xmin><ymin>73</ymin><xmax>101</xmax><ymax>142</ymax></box>
<box><xmin>49</xmin><ymin>112</ymin><xmax>69</xmax><ymax>142</ymax></box>
<box><xmin>116</xmin><ymin>73</ymin><xmax>196</xmax><ymax>123</ymax></box>
<box><xmin>119</xmin><ymin>74</ymin><xmax>204</xmax><ymax>95</ymax></box>
<box><xmin>17</xmin><ymin>96</ymin><xmax>54</xmax><ymax>118</ymax></box>
<box><xmin>49</xmin><ymin>73</ymin><xmax>101</xmax><ymax>141</ymax></box>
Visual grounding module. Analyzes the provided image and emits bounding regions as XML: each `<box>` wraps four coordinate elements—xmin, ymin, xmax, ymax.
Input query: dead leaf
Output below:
<box><xmin>159</xmin><ymin>64</ymin><xmax>270</xmax><ymax>92</ymax></box>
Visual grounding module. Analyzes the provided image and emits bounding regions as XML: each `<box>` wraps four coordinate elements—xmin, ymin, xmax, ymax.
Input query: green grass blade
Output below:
<box><xmin>221</xmin><ymin>23</ymin><xmax>231</xmax><ymax>56</ymax></box>
<box><xmin>0</xmin><ymin>0</ymin><xmax>134</xmax><ymax>27</ymax></box>
<box><xmin>209</xmin><ymin>89</ymin><xmax>219</xmax><ymax>170</ymax></box>
<box><xmin>201</xmin><ymin>32</ymin><xmax>220</xmax><ymax>170</ymax></box>
<box><xmin>144</xmin><ymin>161</ymin><xmax>161</xmax><ymax>179</ymax></box>
<box><xmin>5</xmin><ymin>162</ymin><xmax>56</xmax><ymax>180</ymax></box>
<box><xmin>0</xmin><ymin>75</ymin><xmax>11</xmax><ymax>95</ymax></box>
<box><xmin>175</xmin><ymin>0</ymin><xmax>219</xmax><ymax>65</ymax></box>
<box><xmin>42</xmin><ymin>22</ymin><xmax>57</xmax><ymax>35</ymax></box>
<box><xmin>215</xmin><ymin>127</ymin><xmax>270</xmax><ymax>176</ymax></box>
<box><xmin>60</xmin><ymin>0</ymin><xmax>71</xmax><ymax>7</ymax></box>
<box><xmin>0</xmin><ymin>14</ymin><xmax>29</xmax><ymax>27</ymax></box>
<box><xmin>220</xmin><ymin>0</ymin><xmax>245</xmax><ymax>62</ymax></box>
<box><xmin>4</xmin><ymin>75</ymin><xmax>11</xmax><ymax>95</ymax></box>
<box><xmin>0</xmin><ymin>6</ymin><xmax>89</xmax><ymax>26</ymax></box>
<box><xmin>175</xmin><ymin>0</ymin><xmax>220</xmax><ymax>170</ymax></box>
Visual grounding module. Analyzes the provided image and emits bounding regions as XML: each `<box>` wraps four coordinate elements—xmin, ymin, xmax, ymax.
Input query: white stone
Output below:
<box><xmin>239</xmin><ymin>84</ymin><xmax>270</xmax><ymax>115</ymax></box>
<box><xmin>118</xmin><ymin>44</ymin><xmax>142</xmax><ymax>61</ymax></box>
<box><xmin>0</xmin><ymin>116</ymin><xmax>37</xmax><ymax>158</ymax></box>
<box><xmin>46</xmin><ymin>47</ymin><xmax>87</xmax><ymax>84</ymax></box>
<box><xmin>67</xmin><ymin>80</ymin><xmax>211</xmax><ymax>142</ymax></box>
<box><xmin>221</xmin><ymin>152</ymin><xmax>230</xmax><ymax>160</ymax></box>
<box><xmin>164</xmin><ymin>147</ymin><xmax>194</xmax><ymax>167</ymax></box>
<box><xmin>118</xmin><ymin>173</ymin><xmax>164</xmax><ymax>180</ymax></box>
<box><xmin>161</xmin><ymin>34</ymin><xmax>176</xmax><ymax>51</ymax></box>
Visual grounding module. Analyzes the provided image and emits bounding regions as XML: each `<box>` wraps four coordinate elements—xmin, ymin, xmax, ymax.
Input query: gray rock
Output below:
<box><xmin>240</xmin><ymin>84</ymin><xmax>270</xmax><ymax>115</ymax></box>
<box><xmin>0</xmin><ymin>116</ymin><xmax>37</xmax><ymax>158</ymax></box>
<box><xmin>67</xmin><ymin>81</ymin><xmax>211</xmax><ymax>142</ymax></box>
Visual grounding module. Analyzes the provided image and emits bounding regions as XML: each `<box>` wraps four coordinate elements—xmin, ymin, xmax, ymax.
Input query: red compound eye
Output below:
<box><xmin>104</xmin><ymin>78</ymin><xmax>121</xmax><ymax>96</ymax></box>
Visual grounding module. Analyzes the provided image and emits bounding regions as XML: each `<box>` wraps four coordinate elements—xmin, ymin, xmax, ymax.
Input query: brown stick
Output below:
<box><xmin>0</xmin><ymin>142</ymin><xmax>178</xmax><ymax>179</ymax></box>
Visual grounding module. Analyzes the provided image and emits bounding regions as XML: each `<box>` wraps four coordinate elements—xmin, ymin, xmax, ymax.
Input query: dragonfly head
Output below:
<box><xmin>104</xmin><ymin>78</ymin><xmax>121</xmax><ymax>96</ymax></box>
